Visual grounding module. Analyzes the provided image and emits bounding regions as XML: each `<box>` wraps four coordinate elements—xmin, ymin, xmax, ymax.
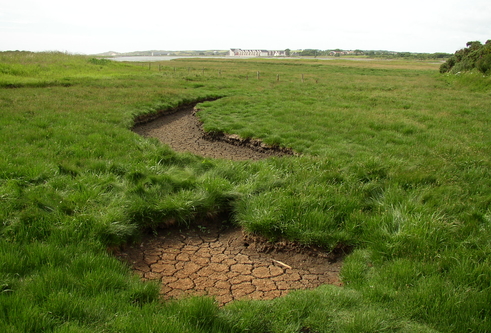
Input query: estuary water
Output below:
<box><xmin>109</xmin><ymin>56</ymin><xmax>235</xmax><ymax>62</ymax></box>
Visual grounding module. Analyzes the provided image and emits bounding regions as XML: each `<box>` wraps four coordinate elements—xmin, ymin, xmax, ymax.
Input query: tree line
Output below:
<box><xmin>294</xmin><ymin>49</ymin><xmax>450</xmax><ymax>60</ymax></box>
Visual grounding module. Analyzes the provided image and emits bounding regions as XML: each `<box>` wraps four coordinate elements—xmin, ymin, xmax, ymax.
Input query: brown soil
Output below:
<box><xmin>125</xmin><ymin>104</ymin><xmax>344</xmax><ymax>305</ymax></box>
<box><xmin>116</xmin><ymin>223</ymin><xmax>344</xmax><ymax>305</ymax></box>
<box><xmin>132</xmin><ymin>104</ymin><xmax>292</xmax><ymax>161</ymax></box>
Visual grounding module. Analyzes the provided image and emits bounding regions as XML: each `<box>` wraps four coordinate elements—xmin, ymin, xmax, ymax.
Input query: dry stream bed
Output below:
<box><xmin>120</xmin><ymin>105</ymin><xmax>344</xmax><ymax>305</ymax></box>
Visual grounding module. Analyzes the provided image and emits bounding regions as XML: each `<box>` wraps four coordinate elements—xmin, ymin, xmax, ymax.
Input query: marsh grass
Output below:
<box><xmin>1</xmin><ymin>52</ymin><xmax>490</xmax><ymax>332</ymax></box>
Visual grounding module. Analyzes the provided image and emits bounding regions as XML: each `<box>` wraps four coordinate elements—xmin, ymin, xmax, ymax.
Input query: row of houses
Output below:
<box><xmin>229</xmin><ymin>49</ymin><xmax>286</xmax><ymax>57</ymax></box>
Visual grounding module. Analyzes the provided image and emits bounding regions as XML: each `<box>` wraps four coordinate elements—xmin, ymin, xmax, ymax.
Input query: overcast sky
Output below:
<box><xmin>1</xmin><ymin>0</ymin><xmax>490</xmax><ymax>54</ymax></box>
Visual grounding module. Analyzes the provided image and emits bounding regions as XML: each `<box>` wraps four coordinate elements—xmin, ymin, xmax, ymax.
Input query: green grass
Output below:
<box><xmin>1</xmin><ymin>52</ymin><xmax>491</xmax><ymax>332</ymax></box>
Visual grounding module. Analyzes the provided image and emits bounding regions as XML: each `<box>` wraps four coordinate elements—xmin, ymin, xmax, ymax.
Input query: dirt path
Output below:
<box><xmin>116</xmin><ymin>224</ymin><xmax>343</xmax><ymax>305</ymax></box>
<box><xmin>133</xmin><ymin>105</ymin><xmax>287</xmax><ymax>161</ymax></box>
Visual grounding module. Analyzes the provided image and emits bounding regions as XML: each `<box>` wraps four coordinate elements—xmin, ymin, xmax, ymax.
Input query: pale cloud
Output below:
<box><xmin>0</xmin><ymin>0</ymin><xmax>489</xmax><ymax>54</ymax></box>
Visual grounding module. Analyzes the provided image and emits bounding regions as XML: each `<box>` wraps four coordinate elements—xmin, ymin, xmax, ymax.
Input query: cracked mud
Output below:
<box><xmin>116</xmin><ymin>224</ymin><xmax>343</xmax><ymax>305</ymax></box>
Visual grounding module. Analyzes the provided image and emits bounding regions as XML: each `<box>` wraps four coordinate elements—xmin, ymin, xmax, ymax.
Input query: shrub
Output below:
<box><xmin>476</xmin><ymin>54</ymin><xmax>491</xmax><ymax>74</ymax></box>
<box><xmin>88</xmin><ymin>58</ymin><xmax>111</xmax><ymax>66</ymax></box>
<box><xmin>440</xmin><ymin>40</ymin><xmax>491</xmax><ymax>74</ymax></box>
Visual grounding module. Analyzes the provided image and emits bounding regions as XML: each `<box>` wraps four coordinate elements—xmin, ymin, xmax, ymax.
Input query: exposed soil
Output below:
<box><xmin>132</xmin><ymin>103</ymin><xmax>293</xmax><ymax>161</ymax></box>
<box><xmin>125</xmin><ymin>104</ymin><xmax>344</xmax><ymax>305</ymax></box>
<box><xmin>116</xmin><ymin>223</ymin><xmax>344</xmax><ymax>305</ymax></box>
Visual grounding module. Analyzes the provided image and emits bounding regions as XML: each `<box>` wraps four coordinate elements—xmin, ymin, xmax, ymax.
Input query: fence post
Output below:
<box><xmin>257</xmin><ymin>71</ymin><xmax>260</xmax><ymax>80</ymax></box>
<box><xmin>301</xmin><ymin>74</ymin><xmax>304</xmax><ymax>83</ymax></box>
<box><xmin>277</xmin><ymin>74</ymin><xmax>280</xmax><ymax>82</ymax></box>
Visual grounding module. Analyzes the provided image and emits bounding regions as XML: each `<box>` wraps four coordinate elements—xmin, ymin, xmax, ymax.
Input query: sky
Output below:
<box><xmin>1</xmin><ymin>0</ymin><xmax>490</xmax><ymax>55</ymax></box>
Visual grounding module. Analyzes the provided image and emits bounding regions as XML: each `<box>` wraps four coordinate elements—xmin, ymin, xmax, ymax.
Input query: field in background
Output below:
<box><xmin>1</xmin><ymin>51</ymin><xmax>490</xmax><ymax>332</ymax></box>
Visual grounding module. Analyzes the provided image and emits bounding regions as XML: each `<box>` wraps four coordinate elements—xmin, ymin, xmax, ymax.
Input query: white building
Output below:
<box><xmin>229</xmin><ymin>49</ymin><xmax>286</xmax><ymax>57</ymax></box>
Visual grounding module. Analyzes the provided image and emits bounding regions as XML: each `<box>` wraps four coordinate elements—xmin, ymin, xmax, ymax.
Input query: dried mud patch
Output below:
<box><xmin>115</xmin><ymin>223</ymin><xmax>345</xmax><ymax>306</ymax></box>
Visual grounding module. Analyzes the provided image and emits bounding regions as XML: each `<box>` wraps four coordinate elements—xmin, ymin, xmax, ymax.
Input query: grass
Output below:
<box><xmin>1</xmin><ymin>51</ymin><xmax>491</xmax><ymax>332</ymax></box>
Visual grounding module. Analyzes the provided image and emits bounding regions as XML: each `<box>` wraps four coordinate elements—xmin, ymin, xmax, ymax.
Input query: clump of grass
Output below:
<box><xmin>221</xmin><ymin>285</ymin><xmax>439</xmax><ymax>332</ymax></box>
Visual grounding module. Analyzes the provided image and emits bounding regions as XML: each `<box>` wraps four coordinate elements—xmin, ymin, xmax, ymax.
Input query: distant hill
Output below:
<box><xmin>95</xmin><ymin>51</ymin><xmax>121</xmax><ymax>57</ymax></box>
<box><xmin>94</xmin><ymin>50</ymin><xmax>229</xmax><ymax>57</ymax></box>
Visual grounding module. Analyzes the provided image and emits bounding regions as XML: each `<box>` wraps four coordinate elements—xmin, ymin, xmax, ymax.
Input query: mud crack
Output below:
<box><xmin>115</xmin><ymin>224</ymin><xmax>343</xmax><ymax>306</ymax></box>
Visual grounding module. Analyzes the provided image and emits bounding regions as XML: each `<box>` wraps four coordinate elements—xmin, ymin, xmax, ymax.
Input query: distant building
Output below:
<box><xmin>229</xmin><ymin>49</ymin><xmax>286</xmax><ymax>57</ymax></box>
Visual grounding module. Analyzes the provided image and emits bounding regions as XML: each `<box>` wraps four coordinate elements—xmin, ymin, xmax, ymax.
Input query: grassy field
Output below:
<box><xmin>1</xmin><ymin>51</ymin><xmax>490</xmax><ymax>332</ymax></box>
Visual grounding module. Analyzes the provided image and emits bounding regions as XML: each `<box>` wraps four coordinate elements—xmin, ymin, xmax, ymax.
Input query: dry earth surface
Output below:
<box><xmin>125</xmin><ymin>105</ymin><xmax>344</xmax><ymax>304</ymax></box>
<box><xmin>116</xmin><ymin>223</ymin><xmax>343</xmax><ymax>305</ymax></box>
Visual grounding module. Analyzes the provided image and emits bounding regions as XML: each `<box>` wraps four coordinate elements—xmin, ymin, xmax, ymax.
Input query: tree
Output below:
<box><xmin>285</xmin><ymin>49</ymin><xmax>291</xmax><ymax>57</ymax></box>
<box><xmin>299</xmin><ymin>49</ymin><xmax>320</xmax><ymax>57</ymax></box>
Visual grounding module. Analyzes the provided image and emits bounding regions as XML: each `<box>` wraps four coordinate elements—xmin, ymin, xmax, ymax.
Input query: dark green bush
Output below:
<box><xmin>441</xmin><ymin>40</ymin><xmax>491</xmax><ymax>75</ymax></box>
<box><xmin>476</xmin><ymin>54</ymin><xmax>491</xmax><ymax>74</ymax></box>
